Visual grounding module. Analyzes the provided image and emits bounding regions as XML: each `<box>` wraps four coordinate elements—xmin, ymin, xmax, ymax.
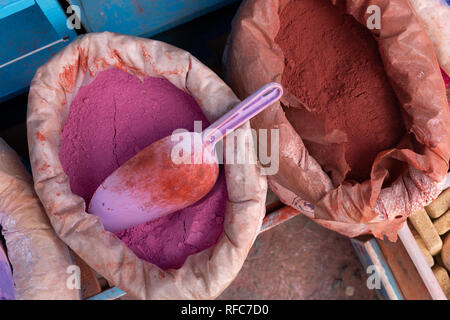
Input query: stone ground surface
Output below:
<box><xmin>218</xmin><ymin>214</ymin><xmax>378</xmax><ymax>300</ymax></box>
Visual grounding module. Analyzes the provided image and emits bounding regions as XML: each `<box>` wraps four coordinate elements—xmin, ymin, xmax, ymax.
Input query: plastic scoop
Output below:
<box><xmin>89</xmin><ymin>83</ymin><xmax>283</xmax><ymax>232</ymax></box>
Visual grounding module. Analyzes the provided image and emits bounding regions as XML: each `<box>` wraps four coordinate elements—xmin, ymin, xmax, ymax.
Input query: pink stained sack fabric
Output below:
<box><xmin>27</xmin><ymin>32</ymin><xmax>267</xmax><ymax>299</ymax></box>
<box><xmin>408</xmin><ymin>0</ymin><xmax>450</xmax><ymax>76</ymax></box>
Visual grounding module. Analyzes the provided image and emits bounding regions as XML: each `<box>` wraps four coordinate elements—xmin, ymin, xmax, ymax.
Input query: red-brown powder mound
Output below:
<box><xmin>276</xmin><ymin>0</ymin><xmax>405</xmax><ymax>182</ymax></box>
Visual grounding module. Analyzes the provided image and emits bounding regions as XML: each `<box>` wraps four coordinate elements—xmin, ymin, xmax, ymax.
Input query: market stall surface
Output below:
<box><xmin>0</xmin><ymin>2</ymin><xmax>376</xmax><ymax>300</ymax></box>
<box><xmin>219</xmin><ymin>214</ymin><xmax>377</xmax><ymax>300</ymax></box>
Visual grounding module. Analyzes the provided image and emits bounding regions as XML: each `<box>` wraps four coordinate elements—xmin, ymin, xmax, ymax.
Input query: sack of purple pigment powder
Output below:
<box><xmin>27</xmin><ymin>32</ymin><xmax>267</xmax><ymax>299</ymax></box>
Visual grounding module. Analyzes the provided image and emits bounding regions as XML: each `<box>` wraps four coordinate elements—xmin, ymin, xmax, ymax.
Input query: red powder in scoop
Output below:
<box><xmin>60</xmin><ymin>68</ymin><xmax>227</xmax><ymax>270</ymax></box>
<box><xmin>276</xmin><ymin>0</ymin><xmax>405</xmax><ymax>182</ymax></box>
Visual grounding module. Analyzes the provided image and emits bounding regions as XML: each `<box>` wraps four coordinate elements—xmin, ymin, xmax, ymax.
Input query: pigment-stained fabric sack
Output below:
<box><xmin>27</xmin><ymin>32</ymin><xmax>267</xmax><ymax>299</ymax></box>
<box><xmin>0</xmin><ymin>138</ymin><xmax>78</xmax><ymax>299</ymax></box>
<box><xmin>409</xmin><ymin>0</ymin><xmax>450</xmax><ymax>76</ymax></box>
<box><xmin>224</xmin><ymin>0</ymin><xmax>450</xmax><ymax>241</ymax></box>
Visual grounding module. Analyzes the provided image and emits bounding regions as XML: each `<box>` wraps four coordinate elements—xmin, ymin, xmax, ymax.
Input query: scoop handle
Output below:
<box><xmin>202</xmin><ymin>83</ymin><xmax>283</xmax><ymax>146</ymax></box>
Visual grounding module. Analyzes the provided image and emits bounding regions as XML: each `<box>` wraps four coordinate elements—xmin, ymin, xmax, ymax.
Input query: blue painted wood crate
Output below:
<box><xmin>0</xmin><ymin>0</ymin><xmax>77</xmax><ymax>102</ymax></box>
<box><xmin>350</xmin><ymin>237</ymin><xmax>403</xmax><ymax>300</ymax></box>
<box><xmin>68</xmin><ymin>0</ymin><xmax>239</xmax><ymax>37</ymax></box>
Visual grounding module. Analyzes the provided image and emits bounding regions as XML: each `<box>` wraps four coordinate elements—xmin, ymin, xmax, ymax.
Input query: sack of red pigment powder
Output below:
<box><xmin>0</xmin><ymin>138</ymin><xmax>77</xmax><ymax>299</ymax></box>
<box><xmin>224</xmin><ymin>0</ymin><xmax>450</xmax><ymax>240</ymax></box>
<box><xmin>27</xmin><ymin>32</ymin><xmax>267</xmax><ymax>299</ymax></box>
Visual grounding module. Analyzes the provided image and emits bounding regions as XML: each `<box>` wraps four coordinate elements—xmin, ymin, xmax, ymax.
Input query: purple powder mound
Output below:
<box><xmin>0</xmin><ymin>247</ymin><xmax>14</xmax><ymax>300</ymax></box>
<box><xmin>60</xmin><ymin>68</ymin><xmax>227</xmax><ymax>270</ymax></box>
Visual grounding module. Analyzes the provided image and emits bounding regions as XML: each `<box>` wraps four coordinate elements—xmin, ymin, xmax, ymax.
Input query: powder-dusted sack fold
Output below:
<box><xmin>0</xmin><ymin>138</ymin><xmax>77</xmax><ymax>300</ymax></box>
<box><xmin>224</xmin><ymin>0</ymin><xmax>450</xmax><ymax>240</ymax></box>
<box><xmin>408</xmin><ymin>0</ymin><xmax>450</xmax><ymax>76</ymax></box>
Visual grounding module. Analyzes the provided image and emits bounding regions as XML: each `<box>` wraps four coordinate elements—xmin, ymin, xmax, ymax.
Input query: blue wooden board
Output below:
<box><xmin>0</xmin><ymin>0</ymin><xmax>77</xmax><ymax>101</ymax></box>
<box><xmin>88</xmin><ymin>286</ymin><xmax>126</xmax><ymax>300</ymax></box>
<box><xmin>69</xmin><ymin>0</ymin><xmax>239</xmax><ymax>37</ymax></box>
<box><xmin>0</xmin><ymin>0</ymin><xmax>35</xmax><ymax>19</ymax></box>
<box><xmin>351</xmin><ymin>237</ymin><xmax>403</xmax><ymax>300</ymax></box>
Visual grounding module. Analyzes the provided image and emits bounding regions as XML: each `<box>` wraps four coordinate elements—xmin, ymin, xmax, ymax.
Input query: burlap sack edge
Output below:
<box><xmin>224</xmin><ymin>0</ymin><xmax>450</xmax><ymax>241</ymax></box>
<box><xmin>27</xmin><ymin>32</ymin><xmax>267</xmax><ymax>299</ymax></box>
